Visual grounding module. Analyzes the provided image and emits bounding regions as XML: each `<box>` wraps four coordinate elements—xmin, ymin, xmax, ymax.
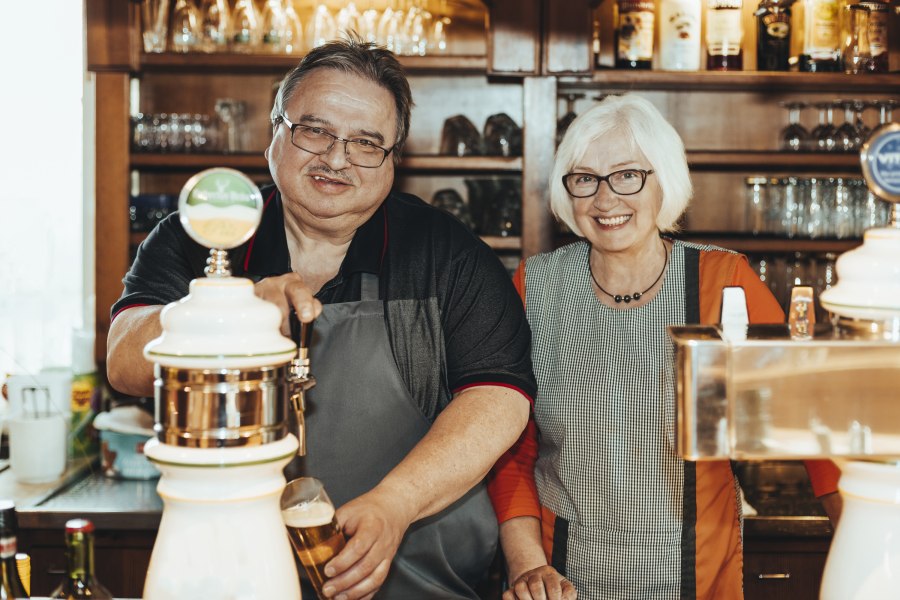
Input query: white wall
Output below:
<box><xmin>0</xmin><ymin>1</ymin><xmax>87</xmax><ymax>376</ymax></box>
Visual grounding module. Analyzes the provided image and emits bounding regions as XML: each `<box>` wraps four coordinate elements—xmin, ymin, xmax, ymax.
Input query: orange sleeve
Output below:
<box><xmin>727</xmin><ymin>254</ymin><xmax>840</xmax><ymax>497</ymax></box>
<box><xmin>488</xmin><ymin>260</ymin><xmax>542</xmax><ymax>523</ymax></box>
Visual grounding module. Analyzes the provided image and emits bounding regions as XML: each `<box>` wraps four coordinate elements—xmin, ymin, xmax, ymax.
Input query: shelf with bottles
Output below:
<box><xmin>591</xmin><ymin>0</ymin><xmax>897</xmax><ymax>80</ymax></box>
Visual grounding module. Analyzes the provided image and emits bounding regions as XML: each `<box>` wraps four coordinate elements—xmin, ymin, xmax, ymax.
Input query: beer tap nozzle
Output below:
<box><xmin>289</xmin><ymin>314</ymin><xmax>315</xmax><ymax>456</ymax></box>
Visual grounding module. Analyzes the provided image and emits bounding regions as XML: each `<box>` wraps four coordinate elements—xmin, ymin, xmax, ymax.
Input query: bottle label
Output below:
<box><xmin>617</xmin><ymin>2</ymin><xmax>655</xmax><ymax>62</ymax></box>
<box><xmin>804</xmin><ymin>0</ymin><xmax>839</xmax><ymax>57</ymax></box>
<box><xmin>867</xmin><ymin>10</ymin><xmax>888</xmax><ymax>56</ymax></box>
<box><xmin>0</xmin><ymin>535</ymin><xmax>17</xmax><ymax>559</ymax></box>
<box><xmin>660</xmin><ymin>1</ymin><xmax>702</xmax><ymax>70</ymax></box>
<box><xmin>707</xmin><ymin>6</ymin><xmax>743</xmax><ymax>56</ymax></box>
<box><xmin>762</xmin><ymin>12</ymin><xmax>791</xmax><ymax>40</ymax></box>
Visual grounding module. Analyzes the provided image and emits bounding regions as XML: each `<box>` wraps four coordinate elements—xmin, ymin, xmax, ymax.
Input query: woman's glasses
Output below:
<box><xmin>563</xmin><ymin>168</ymin><xmax>654</xmax><ymax>198</ymax></box>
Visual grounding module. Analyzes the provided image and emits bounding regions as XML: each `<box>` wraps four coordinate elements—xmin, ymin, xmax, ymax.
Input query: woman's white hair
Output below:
<box><xmin>549</xmin><ymin>94</ymin><xmax>692</xmax><ymax>236</ymax></box>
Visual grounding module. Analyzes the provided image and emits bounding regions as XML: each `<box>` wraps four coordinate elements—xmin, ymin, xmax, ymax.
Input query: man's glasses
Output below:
<box><xmin>562</xmin><ymin>168</ymin><xmax>654</xmax><ymax>197</ymax></box>
<box><xmin>279</xmin><ymin>114</ymin><xmax>394</xmax><ymax>168</ymax></box>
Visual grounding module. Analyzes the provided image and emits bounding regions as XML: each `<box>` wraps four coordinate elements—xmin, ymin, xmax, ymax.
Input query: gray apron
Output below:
<box><xmin>287</xmin><ymin>274</ymin><xmax>497</xmax><ymax>599</ymax></box>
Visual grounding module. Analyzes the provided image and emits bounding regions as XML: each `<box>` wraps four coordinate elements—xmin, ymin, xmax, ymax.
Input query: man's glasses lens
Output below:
<box><xmin>563</xmin><ymin>169</ymin><xmax>651</xmax><ymax>197</ymax></box>
<box><xmin>290</xmin><ymin>125</ymin><xmax>390</xmax><ymax>168</ymax></box>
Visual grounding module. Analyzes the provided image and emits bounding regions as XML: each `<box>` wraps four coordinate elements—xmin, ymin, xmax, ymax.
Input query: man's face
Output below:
<box><xmin>267</xmin><ymin>69</ymin><xmax>398</xmax><ymax>234</ymax></box>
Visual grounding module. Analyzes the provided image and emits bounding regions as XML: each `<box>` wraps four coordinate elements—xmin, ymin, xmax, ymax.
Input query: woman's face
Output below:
<box><xmin>570</xmin><ymin>131</ymin><xmax>663</xmax><ymax>256</ymax></box>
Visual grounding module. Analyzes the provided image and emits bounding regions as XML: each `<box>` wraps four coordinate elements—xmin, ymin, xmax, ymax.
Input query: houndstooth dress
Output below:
<box><xmin>524</xmin><ymin>240</ymin><xmax>737</xmax><ymax>600</ymax></box>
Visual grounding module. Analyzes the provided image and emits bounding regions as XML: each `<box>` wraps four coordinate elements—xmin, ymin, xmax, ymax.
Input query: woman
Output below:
<box><xmin>488</xmin><ymin>94</ymin><xmax>840</xmax><ymax>600</ymax></box>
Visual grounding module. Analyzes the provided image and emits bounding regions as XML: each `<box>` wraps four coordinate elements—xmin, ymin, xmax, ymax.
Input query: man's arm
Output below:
<box><xmin>324</xmin><ymin>385</ymin><xmax>530</xmax><ymax>600</ymax></box>
<box><xmin>106</xmin><ymin>306</ymin><xmax>164</xmax><ymax>397</ymax></box>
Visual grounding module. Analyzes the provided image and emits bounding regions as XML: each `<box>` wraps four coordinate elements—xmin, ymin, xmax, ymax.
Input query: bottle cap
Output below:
<box><xmin>65</xmin><ymin>519</ymin><xmax>94</xmax><ymax>534</ymax></box>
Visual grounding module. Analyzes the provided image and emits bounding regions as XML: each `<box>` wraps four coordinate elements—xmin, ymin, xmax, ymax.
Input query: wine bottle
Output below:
<box><xmin>50</xmin><ymin>520</ymin><xmax>112</xmax><ymax>599</ymax></box>
<box><xmin>706</xmin><ymin>0</ymin><xmax>744</xmax><ymax>70</ymax></box>
<box><xmin>799</xmin><ymin>0</ymin><xmax>840</xmax><ymax>72</ymax></box>
<box><xmin>615</xmin><ymin>0</ymin><xmax>656</xmax><ymax>69</ymax></box>
<box><xmin>0</xmin><ymin>501</ymin><xmax>29</xmax><ymax>599</ymax></box>
<box><xmin>659</xmin><ymin>0</ymin><xmax>702</xmax><ymax>71</ymax></box>
<box><xmin>756</xmin><ymin>0</ymin><xmax>793</xmax><ymax>71</ymax></box>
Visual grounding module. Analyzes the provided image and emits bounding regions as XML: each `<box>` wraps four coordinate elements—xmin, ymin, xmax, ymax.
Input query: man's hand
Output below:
<box><xmin>320</xmin><ymin>488</ymin><xmax>414</xmax><ymax>600</ymax></box>
<box><xmin>254</xmin><ymin>273</ymin><xmax>323</xmax><ymax>335</ymax></box>
<box><xmin>504</xmin><ymin>566</ymin><xmax>577</xmax><ymax>600</ymax></box>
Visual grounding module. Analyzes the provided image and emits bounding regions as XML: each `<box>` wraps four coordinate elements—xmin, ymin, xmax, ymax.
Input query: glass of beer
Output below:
<box><xmin>280</xmin><ymin>477</ymin><xmax>346</xmax><ymax>599</ymax></box>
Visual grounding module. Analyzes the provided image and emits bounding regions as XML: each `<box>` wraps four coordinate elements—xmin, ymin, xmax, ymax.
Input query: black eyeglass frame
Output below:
<box><xmin>278</xmin><ymin>114</ymin><xmax>395</xmax><ymax>168</ymax></box>
<box><xmin>562</xmin><ymin>168</ymin><xmax>655</xmax><ymax>198</ymax></box>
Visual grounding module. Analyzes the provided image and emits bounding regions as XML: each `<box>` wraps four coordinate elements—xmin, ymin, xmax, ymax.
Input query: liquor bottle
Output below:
<box><xmin>660</xmin><ymin>0</ymin><xmax>702</xmax><ymax>71</ymax></box>
<box><xmin>756</xmin><ymin>0</ymin><xmax>793</xmax><ymax>71</ymax></box>
<box><xmin>799</xmin><ymin>0</ymin><xmax>840</xmax><ymax>71</ymax></box>
<box><xmin>0</xmin><ymin>501</ymin><xmax>29</xmax><ymax>599</ymax></box>
<box><xmin>859</xmin><ymin>1</ymin><xmax>889</xmax><ymax>73</ymax></box>
<box><xmin>706</xmin><ymin>0</ymin><xmax>744</xmax><ymax>70</ymax></box>
<box><xmin>50</xmin><ymin>520</ymin><xmax>112</xmax><ymax>599</ymax></box>
<box><xmin>615</xmin><ymin>0</ymin><xmax>656</xmax><ymax>69</ymax></box>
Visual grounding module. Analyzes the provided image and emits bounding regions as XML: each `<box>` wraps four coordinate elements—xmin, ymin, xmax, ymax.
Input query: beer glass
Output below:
<box><xmin>281</xmin><ymin>477</ymin><xmax>346</xmax><ymax>600</ymax></box>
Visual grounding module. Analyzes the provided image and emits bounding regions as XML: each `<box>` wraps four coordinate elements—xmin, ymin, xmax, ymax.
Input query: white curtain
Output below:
<box><xmin>0</xmin><ymin>1</ymin><xmax>87</xmax><ymax>377</ymax></box>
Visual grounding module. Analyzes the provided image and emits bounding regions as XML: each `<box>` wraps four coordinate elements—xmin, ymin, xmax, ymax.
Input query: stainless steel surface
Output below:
<box><xmin>671</xmin><ymin>323</ymin><xmax>900</xmax><ymax>460</ymax></box>
<box><xmin>154</xmin><ymin>364</ymin><xmax>290</xmax><ymax>447</ymax></box>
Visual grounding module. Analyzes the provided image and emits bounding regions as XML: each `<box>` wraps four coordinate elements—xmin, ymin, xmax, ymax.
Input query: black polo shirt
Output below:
<box><xmin>113</xmin><ymin>184</ymin><xmax>536</xmax><ymax>419</ymax></box>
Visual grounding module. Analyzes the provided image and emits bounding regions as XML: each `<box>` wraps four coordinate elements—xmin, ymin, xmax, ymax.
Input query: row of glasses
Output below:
<box><xmin>131</xmin><ymin>112</ymin><xmax>215</xmax><ymax>152</ymax></box>
<box><xmin>143</xmin><ymin>0</ymin><xmax>454</xmax><ymax>56</ymax></box>
<box><xmin>749</xmin><ymin>252</ymin><xmax>838</xmax><ymax>323</ymax></box>
<box><xmin>780</xmin><ymin>99</ymin><xmax>895</xmax><ymax>153</ymax></box>
<box><xmin>745</xmin><ymin>176</ymin><xmax>890</xmax><ymax>239</ymax></box>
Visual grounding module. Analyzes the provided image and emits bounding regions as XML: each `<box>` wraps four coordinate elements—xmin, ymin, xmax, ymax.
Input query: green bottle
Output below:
<box><xmin>50</xmin><ymin>520</ymin><xmax>112</xmax><ymax>599</ymax></box>
<box><xmin>0</xmin><ymin>501</ymin><xmax>29</xmax><ymax>599</ymax></box>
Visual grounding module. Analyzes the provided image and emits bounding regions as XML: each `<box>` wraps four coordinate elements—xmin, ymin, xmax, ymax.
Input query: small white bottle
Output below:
<box><xmin>660</xmin><ymin>0</ymin><xmax>702</xmax><ymax>71</ymax></box>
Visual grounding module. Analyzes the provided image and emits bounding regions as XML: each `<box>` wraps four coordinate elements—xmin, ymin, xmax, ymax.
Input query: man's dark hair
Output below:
<box><xmin>271</xmin><ymin>34</ymin><xmax>414</xmax><ymax>163</ymax></box>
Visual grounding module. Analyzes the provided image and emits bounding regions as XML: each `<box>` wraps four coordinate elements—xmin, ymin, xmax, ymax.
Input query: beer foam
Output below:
<box><xmin>282</xmin><ymin>501</ymin><xmax>335</xmax><ymax>528</ymax></box>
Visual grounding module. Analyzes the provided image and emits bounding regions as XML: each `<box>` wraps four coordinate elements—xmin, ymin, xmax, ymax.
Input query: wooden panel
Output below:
<box><xmin>86</xmin><ymin>0</ymin><xmax>136</xmax><ymax>72</ymax></box>
<box><xmin>743</xmin><ymin>538</ymin><xmax>831</xmax><ymax>600</ymax></box>
<box><xmin>543</xmin><ymin>0</ymin><xmax>593</xmax><ymax>75</ymax></box>
<box><xmin>522</xmin><ymin>77</ymin><xmax>557</xmax><ymax>258</ymax></box>
<box><xmin>94</xmin><ymin>72</ymin><xmax>131</xmax><ymax>364</ymax></box>
<box><xmin>486</xmin><ymin>0</ymin><xmax>541</xmax><ymax>75</ymax></box>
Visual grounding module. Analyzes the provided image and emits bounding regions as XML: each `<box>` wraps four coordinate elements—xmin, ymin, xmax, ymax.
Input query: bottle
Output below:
<box><xmin>756</xmin><ymin>0</ymin><xmax>793</xmax><ymax>71</ymax></box>
<box><xmin>0</xmin><ymin>501</ymin><xmax>29</xmax><ymax>599</ymax></box>
<box><xmin>615</xmin><ymin>0</ymin><xmax>656</xmax><ymax>69</ymax></box>
<box><xmin>659</xmin><ymin>0</ymin><xmax>702</xmax><ymax>71</ymax></box>
<box><xmin>800</xmin><ymin>0</ymin><xmax>840</xmax><ymax>71</ymax></box>
<box><xmin>858</xmin><ymin>1</ymin><xmax>888</xmax><ymax>73</ymax></box>
<box><xmin>50</xmin><ymin>519</ymin><xmax>112</xmax><ymax>599</ymax></box>
<box><xmin>706</xmin><ymin>0</ymin><xmax>744</xmax><ymax>70</ymax></box>
<box><xmin>70</xmin><ymin>330</ymin><xmax>100</xmax><ymax>459</ymax></box>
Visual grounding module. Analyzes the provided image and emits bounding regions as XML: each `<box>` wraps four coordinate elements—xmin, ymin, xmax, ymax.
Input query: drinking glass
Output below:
<box><xmin>283</xmin><ymin>0</ymin><xmax>304</xmax><ymax>54</ymax></box>
<box><xmin>214</xmin><ymin>99</ymin><xmax>246</xmax><ymax>153</ymax></box>
<box><xmin>557</xmin><ymin>94</ymin><xmax>584</xmax><ymax>147</ymax></box>
<box><xmin>831</xmin><ymin>177</ymin><xmax>854</xmax><ymax>239</ymax></box>
<box><xmin>745</xmin><ymin>176</ymin><xmax>768</xmax><ymax>234</ymax></box>
<box><xmin>841</xmin><ymin>4</ymin><xmax>872</xmax><ymax>74</ymax></box>
<box><xmin>779</xmin><ymin>101</ymin><xmax>809</xmax><ymax>152</ymax></box>
<box><xmin>403</xmin><ymin>1</ymin><xmax>432</xmax><ymax>56</ymax></box>
<box><xmin>260</xmin><ymin>0</ymin><xmax>288</xmax><ymax>53</ymax></box>
<box><xmin>307</xmin><ymin>2</ymin><xmax>337</xmax><ymax>50</ymax></box>
<box><xmin>811</xmin><ymin>102</ymin><xmax>838</xmax><ymax>153</ymax></box>
<box><xmin>336</xmin><ymin>1</ymin><xmax>362</xmax><ymax>39</ymax></box>
<box><xmin>141</xmin><ymin>0</ymin><xmax>171</xmax><ymax>53</ymax></box>
<box><xmin>281</xmin><ymin>478</ymin><xmax>346</xmax><ymax>600</ymax></box>
<box><xmin>199</xmin><ymin>0</ymin><xmax>230</xmax><ymax>53</ymax></box>
<box><xmin>231</xmin><ymin>0</ymin><xmax>261</xmax><ymax>53</ymax></box>
<box><xmin>378</xmin><ymin>5</ymin><xmax>405</xmax><ymax>53</ymax></box>
<box><xmin>359</xmin><ymin>1</ymin><xmax>380</xmax><ymax>44</ymax></box>
<box><xmin>835</xmin><ymin>99</ymin><xmax>862</xmax><ymax>153</ymax></box>
<box><xmin>877</xmin><ymin>99</ymin><xmax>897</xmax><ymax>125</ymax></box>
<box><xmin>170</xmin><ymin>0</ymin><xmax>201</xmax><ymax>53</ymax></box>
<box><xmin>853</xmin><ymin>99</ymin><xmax>872</xmax><ymax>144</ymax></box>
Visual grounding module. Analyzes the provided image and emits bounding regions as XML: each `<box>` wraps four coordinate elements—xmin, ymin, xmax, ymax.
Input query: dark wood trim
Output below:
<box><xmin>686</xmin><ymin>151</ymin><xmax>863</xmax><ymax>172</ymax></box>
<box><xmin>95</xmin><ymin>72</ymin><xmax>132</xmax><ymax>364</ymax></box>
<box><xmin>559</xmin><ymin>71</ymin><xmax>900</xmax><ymax>93</ymax></box>
<box><xmin>86</xmin><ymin>0</ymin><xmax>136</xmax><ymax>72</ymax></box>
<box><xmin>139</xmin><ymin>52</ymin><xmax>488</xmax><ymax>75</ymax></box>
<box><xmin>522</xmin><ymin>77</ymin><xmax>557</xmax><ymax>257</ymax></box>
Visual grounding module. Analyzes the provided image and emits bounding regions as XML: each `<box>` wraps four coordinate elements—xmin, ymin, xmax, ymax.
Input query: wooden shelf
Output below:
<box><xmin>130</xmin><ymin>153</ymin><xmax>522</xmax><ymax>173</ymax></box>
<box><xmin>131</xmin><ymin>230</ymin><xmax>519</xmax><ymax>251</ymax></box>
<box><xmin>139</xmin><ymin>53</ymin><xmax>488</xmax><ymax>75</ymax></box>
<box><xmin>676</xmin><ymin>233</ymin><xmax>862</xmax><ymax>254</ymax></box>
<box><xmin>560</xmin><ymin>71</ymin><xmax>900</xmax><ymax>93</ymax></box>
<box><xmin>686</xmin><ymin>151</ymin><xmax>862</xmax><ymax>172</ymax></box>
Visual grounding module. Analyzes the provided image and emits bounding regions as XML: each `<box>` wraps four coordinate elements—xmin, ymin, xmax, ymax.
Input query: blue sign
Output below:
<box><xmin>863</xmin><ymin>126</ymin><xmax>900</xmax><ymax>200</ymax></box>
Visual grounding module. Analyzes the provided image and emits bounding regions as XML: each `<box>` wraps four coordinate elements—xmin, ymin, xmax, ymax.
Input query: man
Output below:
<box><xmin>107</xmin><ymin>37</ymin><xmax>535</xmax><ymax>599</ymax></box>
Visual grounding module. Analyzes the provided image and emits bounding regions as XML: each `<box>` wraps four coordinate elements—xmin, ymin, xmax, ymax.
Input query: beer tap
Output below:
<box><xmin>289</xmin><ymin>312</ymin><xmax>316</xmax><ymax>456</ymax></box>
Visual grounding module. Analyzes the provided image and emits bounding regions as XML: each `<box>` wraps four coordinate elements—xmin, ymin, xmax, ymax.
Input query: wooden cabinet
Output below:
<box><xmin>87</xmin><ymin>0</ymin><xmax>900</xmax><ymax>361</ymax></box>
<box><xmin>744</xmin><ymin>536</ymin><xmax>831</xmax><ymax>600</ymax></box>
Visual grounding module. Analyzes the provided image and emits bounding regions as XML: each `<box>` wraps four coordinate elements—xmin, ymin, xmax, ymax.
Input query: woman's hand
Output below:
<box><xmin>504</xmin><ymin>565</ymin><xmax>577</xmax><ymax>600</ymax></box>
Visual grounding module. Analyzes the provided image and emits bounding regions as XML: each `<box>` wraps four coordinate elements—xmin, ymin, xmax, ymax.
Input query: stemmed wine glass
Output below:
<box><xmin>852</xmin><ymin>99</ymin><xmax>872</xmax><ymax>144</ymax></box>
<box><xmin>214</xmin><ymin>99</ymin><xmax>246</xmax><ymax>153</ymax></box>
<box><xmin>876</xmin><ymin>98</ymin><xmax>897</xmax><ymax>126</ymax></box>
<box><xmin>556</xmin><ymin>93</ymin><xmax>585</xmax><ymax>146</ymax></box>
<box><xmin>811</xmin><ymin>101</ymin><xmax>838</xmax><ymax>153</ymax></box>
<box><xmin>170</xmin><ymin>0</ymin><xmax>201</xmax><ymax>53</ymax></box>
<box><xmin>199</xmin><ymin>0</ymin><xmax>230</xmax><ymax>53</ymax></box>
<box><xmin>835</xmin><ymin>99</ymin><xmax>862</xmax><ymax>152</ymax></box>
<box><xmin>336</xmin><ymin>1</ymin><xmax>362</xmax><ymax>39</ymax></box>
<box><xmin>307</xmin><ymin>2</ymin><xmax>336</xmax><ymax>50</ymax></box>
<box><xmin>779</xmin><ymin>101</ymin><xmax>809</xmax><ymax>152</ymax></box>
<box><xmin>231</xmin><ymin>0</ymin><xmax>260</xmax><ymax>53</ymax></box>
